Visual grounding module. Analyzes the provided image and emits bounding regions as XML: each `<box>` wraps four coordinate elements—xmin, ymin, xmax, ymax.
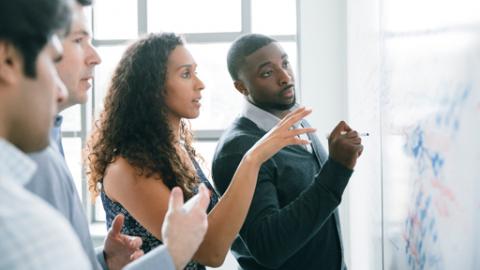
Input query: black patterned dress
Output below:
<box><xmin>101</xmin><ymin>159</ymin><xmax>219</xmax><ymax>270</ymax></box>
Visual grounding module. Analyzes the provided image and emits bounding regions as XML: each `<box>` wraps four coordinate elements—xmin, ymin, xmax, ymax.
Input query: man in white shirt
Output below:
<box><xmin>0</xmin><ymin>1</ymin><xmax>210</xmax><ymax>269</ymax></box>
<box><xmin>25</xmin><ymin>0</ymin><xmax>140</xmax><ymax>268</ymax></box>
<box><xmin>0</xmin><ymin>0</ymin><xmax>92</xmax><ymax>269</ymax></box>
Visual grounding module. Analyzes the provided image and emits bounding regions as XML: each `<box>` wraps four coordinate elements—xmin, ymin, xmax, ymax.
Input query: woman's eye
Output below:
<box><xmin>181</xmin><ymin>71</ymin><xmax>191</xmax><ymax>78</ymax></box>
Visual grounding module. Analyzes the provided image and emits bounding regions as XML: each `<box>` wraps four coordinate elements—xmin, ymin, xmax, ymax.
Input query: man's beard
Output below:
<box><xmin>254</xmin><ymin>95</ymin><xmax>296</xmax><ymax>111</ymax></box>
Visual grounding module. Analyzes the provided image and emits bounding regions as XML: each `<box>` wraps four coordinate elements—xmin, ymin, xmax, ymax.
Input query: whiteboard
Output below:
<box><xmin>347</xmin><ymin>0</ymin><xmax>480</xmax><ymax>269</ymax></box>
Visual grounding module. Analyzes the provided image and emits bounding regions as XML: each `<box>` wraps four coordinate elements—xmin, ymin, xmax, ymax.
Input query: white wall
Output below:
<box><xmin>297</xmin><ymin>0</ymin><xmax>347</xmax><ymax>133</ymax></box>
<box><xmin>297</xmin><ymin>0</ymin><xmax>351</xmax><ymax>266</ymax></box>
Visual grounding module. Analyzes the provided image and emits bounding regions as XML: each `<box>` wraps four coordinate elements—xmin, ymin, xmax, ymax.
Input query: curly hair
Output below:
<box><xmin>87</xmin><ymin>33</ymin><xmax>201</xmax><ymax>200</ymax></box>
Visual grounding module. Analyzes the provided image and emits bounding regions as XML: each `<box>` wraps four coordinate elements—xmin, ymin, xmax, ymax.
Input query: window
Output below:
<box><xmin>61</xmin><ymin>0</ymin><xmax>297</xmax><ymax>267</ymax></box>
<box><xmin>93</xmin><ymin>0</ymin><xmax>138</xmax><ymax>39</ymax></box>
<box><xmin>147</xmin><ymin>0</ymin><xmax>242</xmax><ymax>34</ymax></box>
<box><xmin>252</xmin><ymin>0</ymin><xmax>297</xmax><ymax>35</ymax></box>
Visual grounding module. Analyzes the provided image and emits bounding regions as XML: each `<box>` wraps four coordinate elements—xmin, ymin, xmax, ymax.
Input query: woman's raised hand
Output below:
<box><xmin>246</xmin><ymin>107</ymin><xmax>316</xmax><ymax>164</ymax></box>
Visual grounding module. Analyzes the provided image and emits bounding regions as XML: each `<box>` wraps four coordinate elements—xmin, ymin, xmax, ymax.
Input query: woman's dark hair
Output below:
<box><xmin>87</xmin><ymin>33</ymin><xmax>201</xmax><ymax>199</ymax></box>
<box><xmin>0</xmin><ymin>0</ymin><xmax>72</xmax><ymax>77</ymax></box>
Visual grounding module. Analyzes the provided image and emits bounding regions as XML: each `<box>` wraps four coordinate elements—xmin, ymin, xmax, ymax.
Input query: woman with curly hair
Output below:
<box><xmin>87</xmin><ymin>33</ymin><xmax>314</xmax><ymax>269</ymax></box>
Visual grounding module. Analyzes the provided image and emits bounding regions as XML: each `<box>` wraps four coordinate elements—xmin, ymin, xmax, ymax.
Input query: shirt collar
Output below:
<box><xmin>50</xmin><ymin>114</ymin><xmax>64</xmax><ymax>154</ymax></box>
<box><xmin>53</xmin><ymin>114</ymin><xmax>63</xmax><ymax>128</ymax></box>
<box><xmin>0</xmin><ymin>138</ymin><xmax>37</xmax><ymax>186</ymax></box>
<box><xmin>241</xmin><ymin>100</ymin><xmax>301</xmax><ymax>132</ymax></box>
<box><xmin>241</xmin><ymin>100</ymin><xmax>281</xmax><ymax>132</ymax></box>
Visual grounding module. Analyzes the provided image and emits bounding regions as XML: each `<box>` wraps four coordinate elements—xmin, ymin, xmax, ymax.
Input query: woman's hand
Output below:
<box><xmin>246</xmin><ymin>107</ymin><xmax>316</xmax><ymax>164</ymax></box>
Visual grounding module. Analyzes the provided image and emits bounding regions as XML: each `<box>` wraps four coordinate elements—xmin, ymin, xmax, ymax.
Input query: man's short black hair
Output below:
<box><xmin>0</xmin><ymin>0</ymin><xmax>72</xmax><ymax>78</ymax></box>
<box><xmin>227</xmin><ymin>33</ymin><xmax>277</xmax><ymax>81</ymax></box>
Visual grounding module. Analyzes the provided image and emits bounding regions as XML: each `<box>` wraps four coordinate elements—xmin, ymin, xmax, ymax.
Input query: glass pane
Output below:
<box><xmin>148</xmin><ymin>0</ymin><xmax>241</xmax><ymax>33</ymax></box>
<box><xmin>252</xmin><ymin>0</ymin><xmax>297</xmax><ymax>35</ymax></box>
<box><xmin>93</xmin><ymin>0</ymin><xmax>137</xmax><ymax>39</ymax></box>
<box><xmin>95</xmin><ymin>198</ymin><xmax>106</xmax><ymax>222</ymax></box>
<box><xmin>384</xmin><ymin>0</ymin><xmax>480</xmax><ymax>32</ymax></box>
<box><xmin>60</xmin><ymin>104</ymin><xmax>82</xmax><ymax>132</ymax></box>
<box><xmin>63</xmin><ymin>137</ymin><xmax>84</xmax><ymax>202</ymax></box>
<box><xmin>192</xmin><ymin>140</ymin><xmax>217</xmax><ymax>175</ymax></box>
<box><xmin>279</xmin><ymin>41</ymin><xmax>298</xmax><ymax>76</ymax></box>
<box><xmin>187</xmin><ymin>43</ymin><xmax>244</xmax><ymax>130</ymax></box>
<box><xmin>94</xmin><ymin>45</ymin><xmax>128</xmax><ymax>116</ymax></box>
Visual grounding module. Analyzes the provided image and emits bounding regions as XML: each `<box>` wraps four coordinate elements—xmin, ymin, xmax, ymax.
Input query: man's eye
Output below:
<box><xmin>261</xmin><ymin>71</ymin><xmax>273</xmax><ymax>78</ymax></box>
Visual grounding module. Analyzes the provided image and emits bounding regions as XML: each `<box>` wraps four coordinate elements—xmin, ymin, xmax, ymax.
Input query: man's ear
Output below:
<box><xmin>234</xmin><ymin>80</ymin><xmax>249</xmax><ymax>96</ymax></box>
<box><xmin>0</xmin><ymin>41</ymin><xmax>21</xmax><ymax>86</ymax></box>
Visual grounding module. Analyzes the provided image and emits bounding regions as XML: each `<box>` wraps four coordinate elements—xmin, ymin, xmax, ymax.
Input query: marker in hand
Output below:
<box><xmin>326</xmin><ymin>131</ymin><xmax>370</xmax><ymax>139</ymax></box>
<box><xmin>341</xmin><ymin>131</ymin><xmax>369</xmax><ymax>136</ymax></box>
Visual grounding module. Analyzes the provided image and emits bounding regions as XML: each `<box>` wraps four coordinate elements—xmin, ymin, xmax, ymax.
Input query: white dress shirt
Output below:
<box><xmin>241</xmin><ymin>101</ymin><xmax>313</xmax><ymax>153</ymax></box>
<box><xmin>0</xmin><ymin>139</ymin><xmax>91</xmax><ymax>270</ymax></box>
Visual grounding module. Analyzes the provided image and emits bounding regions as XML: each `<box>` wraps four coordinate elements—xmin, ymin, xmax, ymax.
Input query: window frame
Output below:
<box><xmin>62</xmin><ymin>0</ymin><xmax>299</xmax><ymax>224</ymax></box>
